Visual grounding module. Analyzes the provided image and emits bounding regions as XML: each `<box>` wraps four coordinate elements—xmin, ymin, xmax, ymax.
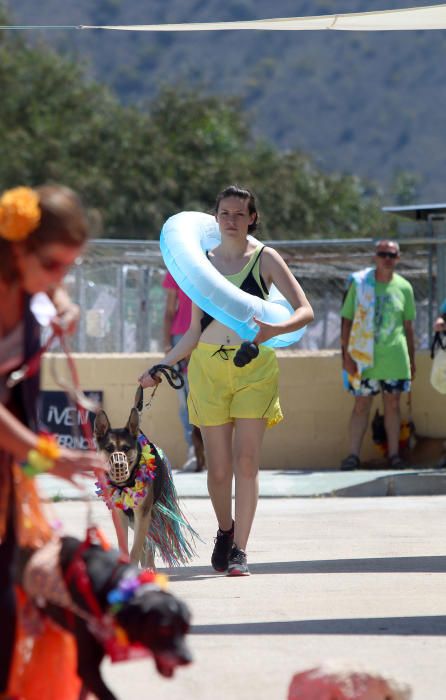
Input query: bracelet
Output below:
<box><xmin>22</xmin><ymin>433</ymin><xmax>61</xmax><ymax>477</ymax></box>
<box><xmin>36</xmin><ymin>433</ymin><xmax>60</xmax><ymax>460</ymax></box>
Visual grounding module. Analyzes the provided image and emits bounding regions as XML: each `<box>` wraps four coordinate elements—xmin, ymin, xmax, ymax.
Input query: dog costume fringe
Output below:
<box><xmin>96</xmin><ymin>436</ymin><xmax>200</xmax><ymax>567</ymax></box>
<box><xmin>145</xmin><ymin>449</ymin><xmax>199</xmax><ymax>567</ymax></box>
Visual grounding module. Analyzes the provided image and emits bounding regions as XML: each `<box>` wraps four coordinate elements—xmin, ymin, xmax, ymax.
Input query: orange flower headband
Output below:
<box><xmin>0</xmin><ymin>186</ymin><xmax>41</xmax><ymax>242</ymax></box>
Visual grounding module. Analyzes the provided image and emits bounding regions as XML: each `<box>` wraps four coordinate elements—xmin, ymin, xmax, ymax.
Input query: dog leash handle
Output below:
<box><xmin>148</xmin><ymin>363</ymin><xmax>185</xmax><ymax>389</ymax></box>
<box><xmin>135</xmin><ymin>365</ymin><xmax>184</xmax><ymax>416</ymax></box>
<box><xmin>136</xmin><ymin>384</ymin><xmax>159</xmax><ymax>416</ymax></box>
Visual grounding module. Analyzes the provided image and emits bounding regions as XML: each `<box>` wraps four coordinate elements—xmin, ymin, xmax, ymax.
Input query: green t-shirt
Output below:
<box><xmin>341</xmin><ymin>272</ymin><xmax>416</xmax><ymax>380</ymax></box>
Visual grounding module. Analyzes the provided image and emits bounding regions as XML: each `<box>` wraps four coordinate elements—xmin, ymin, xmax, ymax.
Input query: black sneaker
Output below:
<box><xmin>227</xmin><ymin>545</ymin><xmax>250</xmax><ymax>577</ymax></box>
<box><xmin>340</xmin><ymin>454</ymin><xmax>360</xmax><ymax>471</ymax></box>
<box><xmin>211</xmin><ymin>522</ymin><xmax>234</xmax><ymax>572</ymax></box>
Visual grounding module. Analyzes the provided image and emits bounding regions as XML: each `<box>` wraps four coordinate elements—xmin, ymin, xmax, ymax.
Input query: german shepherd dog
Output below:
<box><xmin>18</xmin><ymin>529</ymin><xmax>192</xmax><ymax>700</ymax></box>
<box><xmin>94</xmin><ymin>395</ymin><xmax>198</xmax><ymax>570</ymax></box>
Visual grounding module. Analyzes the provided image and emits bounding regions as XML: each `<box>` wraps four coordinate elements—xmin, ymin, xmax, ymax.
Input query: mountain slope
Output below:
<box><xmin>5</xmin><ymin>0</ymin><xmax>446</xmax><ymax>200</ymax></box>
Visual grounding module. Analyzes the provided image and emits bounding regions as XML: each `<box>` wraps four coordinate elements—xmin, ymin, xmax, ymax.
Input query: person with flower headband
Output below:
<box><xmin>0</xmin><ymin>185</ymin><xmax>107</xmax><ymax>697</ymax></box>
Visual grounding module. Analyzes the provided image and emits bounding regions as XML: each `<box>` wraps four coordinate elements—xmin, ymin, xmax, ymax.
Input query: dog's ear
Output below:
<box><xmin>137</xmin><ymin>590</ymin><xmax>191</xmax><ymax>625</ymax></box>
<box><xmin>94</xmin><ymin>410</ymin><xmax>111</xmax><ymax>439</ymax></box>
<box><xmin>126</xmin><ymin>407</ymin><xmax>140</xmax><ymax>437</ymax></box>
<box><xmin>134</xmin><ymin>385</ymin><xmax>143</xmax><ymax>413</ymax></box>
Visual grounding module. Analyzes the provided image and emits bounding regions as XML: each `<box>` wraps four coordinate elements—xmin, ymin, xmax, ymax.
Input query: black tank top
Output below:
<box><xmin>200</xmin><ymin>246</ymin><xmax>269</xmax><ymax>333</ymax></box>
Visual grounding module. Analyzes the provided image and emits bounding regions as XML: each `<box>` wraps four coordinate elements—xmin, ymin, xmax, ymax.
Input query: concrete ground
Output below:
<box><xmin>48</xmin><ymin>494</ymin><xmax>446</xmax><ymax>700</ymax></box>
<box><xmin>39</xmin><ymin>465</ymin><xmax>446</xmax><ymax>500</ymax></box>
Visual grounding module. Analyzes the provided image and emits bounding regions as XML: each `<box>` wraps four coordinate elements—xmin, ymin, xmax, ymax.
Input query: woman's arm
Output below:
<box><xmin>0</xmin><ymin>404</ymin><xmax>106</xmax><ymax>479</ymax></box>
<box><xmin>163</xmin><ymin>288</ymin><xmax>178</xmax><ymax>352</ymax></box>
<box><xmin>47</xmin><ymin>285</ymin><xmax>80</xmax><ymax>336</ymax></box>
<box><xmin>0</xmin><ymin>404</ymin><xmax>39</xmax><ymax>462</ymax></box>
<box><xmin>139</xmin><ymin>303</ymin><xmax>203</xmax><ymax>388</ymax></box>
<box><xmin>253</xmin><ymin>247</ymin><xmax>314</xmax><ymax>345</ymax></box>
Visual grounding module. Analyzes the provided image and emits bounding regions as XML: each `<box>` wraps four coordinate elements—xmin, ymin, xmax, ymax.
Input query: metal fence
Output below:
<box><xmin>56</xmin><ymin>234</ymin><xmax>446</xmax><ymax>354</ymax></box>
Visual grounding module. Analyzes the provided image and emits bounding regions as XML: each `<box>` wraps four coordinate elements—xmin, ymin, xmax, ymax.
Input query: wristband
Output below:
<box><xmin>36</xmin><ymin>433</ymin><xmax>60</xmax><ymax>460</ymax></box>
<box><xmin>22</xmin><ymin>433</ymin><xmax>61</xmax><ymax>477</ymax></box>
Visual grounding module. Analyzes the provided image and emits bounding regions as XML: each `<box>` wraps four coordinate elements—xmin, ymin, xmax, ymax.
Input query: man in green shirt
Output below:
<box><xmin>340</xmin><ymin>240</ymin><xmax>416</xmax><ymax>470</ymax></box>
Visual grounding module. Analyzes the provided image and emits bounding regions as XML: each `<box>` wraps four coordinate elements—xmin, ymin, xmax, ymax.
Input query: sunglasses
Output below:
<box><xmin>34</xmin><ymin>252</ymin><xmax>83</xmax><ymax>273</ymax></box>
<box><xmin>376</xmin><ymin>251</ymin><xmax>398</xmax><ymax>259</ymax></box>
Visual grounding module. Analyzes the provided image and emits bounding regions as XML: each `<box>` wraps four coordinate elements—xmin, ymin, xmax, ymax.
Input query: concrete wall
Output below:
<box><xmin>41</xmin><ymin>350</ymin><xmax>445</xmax><ymax>470</ymax></box>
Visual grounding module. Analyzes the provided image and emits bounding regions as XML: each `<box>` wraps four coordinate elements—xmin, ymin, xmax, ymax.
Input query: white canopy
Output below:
<box><xmin>81</xmin><ymin>4</ymin><xmax>446</xmax><ymax>32</ymax></box>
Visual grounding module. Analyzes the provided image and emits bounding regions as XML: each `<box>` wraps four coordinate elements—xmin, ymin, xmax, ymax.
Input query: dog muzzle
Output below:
<box><xmin>109</xmin><ymin>451</ymin><xmax>131</xmax><ymax>484</ymax></box>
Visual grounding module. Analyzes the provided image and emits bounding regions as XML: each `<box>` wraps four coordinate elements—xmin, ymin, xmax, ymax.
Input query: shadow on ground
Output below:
<box><xmin>332</xmin><ymin>470</ymin><xmax>446</xmax><ymax>497</ymax></box>
<box><xmin>192</xmin><ymin>616</ymin><xmax>446</xmax><ymax>636</ymax></box>
<box><xmin>165</xmin><ymin>554</ymin><xmax>446</xmax><ymax>580</ymax></box>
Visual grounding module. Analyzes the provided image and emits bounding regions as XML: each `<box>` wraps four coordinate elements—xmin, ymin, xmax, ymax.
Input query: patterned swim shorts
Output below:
<box><xmin>347</xmin><ymin>377</ymin><xmax>411</xmax><ymax>397</ymax></box>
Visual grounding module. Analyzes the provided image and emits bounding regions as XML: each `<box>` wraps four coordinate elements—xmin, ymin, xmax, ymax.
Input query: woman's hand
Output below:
<box><xmin>252</xmin><ymin>317</ymin><xmax>281</xmax><ymax>346</ymax></box>
<box><xmin>50</xmin><ymin>288</ymin><xmax>81</xmax><ymax>336</ymax></box>
<box><xmin>138</xmin><ymin>367</ymin><xmax>162</xmax><ymax>389</ymax></box>
<box><xmin>51</xmin><ymin>303</ymin><xmax>80</xmax><ymax>336</ymax></box>
<box><xmin>50</xmin><ymin>448</ymin><xmax>108</xmax><ymax>482</ymax></box>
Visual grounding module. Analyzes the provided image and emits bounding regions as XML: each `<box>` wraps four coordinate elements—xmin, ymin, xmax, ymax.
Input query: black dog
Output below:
<box><xmin>18</xmin><ymin>528</ymin><xmax>192</xmax><ymax>700</ymax></box>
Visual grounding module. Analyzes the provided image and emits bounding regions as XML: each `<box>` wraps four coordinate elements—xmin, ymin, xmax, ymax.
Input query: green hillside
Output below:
<box><xmin>4</xmin><ymin>0</ymin><xmax>446</xmax><ymax>201</ymax></box>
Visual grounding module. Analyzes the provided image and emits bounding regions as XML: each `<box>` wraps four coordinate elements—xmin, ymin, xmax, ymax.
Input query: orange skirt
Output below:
<box><xmin>8</xmin><ymin>588</ymin><xmax>82</xmax><ymax>700</ymax></box>
<box><xmin>4</xmin><ymin>463</ymin><xmax>82</xmax><ymax>699</ymax></box>
<box><xmin>0</xmin><ymin>457</ymin><xmax>52</xmax><ymax>548</ymax></box>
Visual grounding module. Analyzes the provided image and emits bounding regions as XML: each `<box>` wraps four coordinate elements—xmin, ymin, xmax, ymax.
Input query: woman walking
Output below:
<box><xmin>139</xmin><ymin>185</ymin><xmax>313</xmax><ymax>576</ymax></box>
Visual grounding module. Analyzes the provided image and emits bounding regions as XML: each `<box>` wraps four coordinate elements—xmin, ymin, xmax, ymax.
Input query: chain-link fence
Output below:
<box><xmin>57</xmin><ymin>235</ymin><xmax>446</xmax><ymax>354</ymax></box>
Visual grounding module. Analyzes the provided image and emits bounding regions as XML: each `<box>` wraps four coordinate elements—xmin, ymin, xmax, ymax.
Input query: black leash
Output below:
<box><xmin>135</xmin><ymin>364</ymin><xmax>185</xmax><ymax>415</ymax></box>
<box><xmin>148</xmin><ymin>363</ymin><xmax>185</xmax><ymax>389</ymax></box>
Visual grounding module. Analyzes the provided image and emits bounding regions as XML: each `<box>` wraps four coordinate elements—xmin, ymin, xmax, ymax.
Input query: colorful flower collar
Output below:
<box><xmin>105</xmin><ymin>569</ymin><xmax>168</xmax><ymax>662</ymax></box>
<box><xmin>108</xmin><ymin>568</ymin><xmax>168</xmax><ymax>610</ymax></box>
<box><xmin>95</xmin><ymin>435</ymin><xmax>157</xmax><ymax>511</ymax></box>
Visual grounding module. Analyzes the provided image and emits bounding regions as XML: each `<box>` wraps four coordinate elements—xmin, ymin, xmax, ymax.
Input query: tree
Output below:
<box><xmin>0</xmin><ymin>20</ymin><xmax>390</xmax><ymax>239</ymax></box>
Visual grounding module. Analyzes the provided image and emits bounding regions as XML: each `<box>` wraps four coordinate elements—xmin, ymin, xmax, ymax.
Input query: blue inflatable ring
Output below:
<box><xmin>160</xmin><ymin>211</ymin><xmax>306</xmax><ymax>348</ymax></box>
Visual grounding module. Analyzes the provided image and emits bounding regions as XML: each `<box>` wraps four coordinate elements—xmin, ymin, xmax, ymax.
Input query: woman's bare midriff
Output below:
<box><xmin>199</xmin><ymin>318</ymin><xmax>244</xmax><ymax>346</ymax></box>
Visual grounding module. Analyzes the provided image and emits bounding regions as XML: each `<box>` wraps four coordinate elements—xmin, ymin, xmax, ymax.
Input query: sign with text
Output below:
<box><xmin>39</xmin><ymin>390</ymin><xmax>103</xmax><ymax>450</ymax></box>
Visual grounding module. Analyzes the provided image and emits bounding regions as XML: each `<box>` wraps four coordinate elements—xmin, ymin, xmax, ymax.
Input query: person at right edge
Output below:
<box><xmin>434</xmin><ymin>298</ymin><xmax>446</xmax><ymax>333</ymax></box>
<box><xmin>340</xmin><ymin>239</ymin><xmax>416</xmax><ymax>470</ymax></box>
<box><xmin>433</xmin><ymin>298</ymin><xmax>446</xmax><ymax>468</ymax></box>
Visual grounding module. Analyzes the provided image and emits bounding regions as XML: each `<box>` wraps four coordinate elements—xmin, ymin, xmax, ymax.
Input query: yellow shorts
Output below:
<box><xmin>187</xmin><ymin>342</ymin><xmax>283</xmax><ymax>429</ymax></box>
